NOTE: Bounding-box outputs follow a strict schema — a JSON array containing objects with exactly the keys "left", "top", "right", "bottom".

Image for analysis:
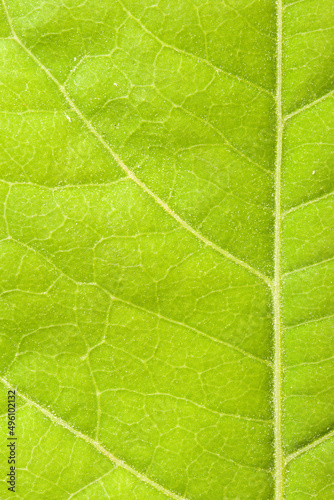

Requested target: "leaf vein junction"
[
  {"left": 0, "top": 377, "right": 187, "bottom": 500},
  {"left": 285, "top": 428, "right": 334, "bottom": 464},
  {"left": 282, "top": 190, "right": 334, "bottom": 217},
  {"left": 273, "top": 1, "right": 284, "bottom": 498},
  {"left": 1, "top": 6, "right": 272, "bottom": 288},
  {"left": 116, "top": 0, "right": 275, "bottom": 97},
  {"left": 284, "top": 88, "right": 334, "bottom": 121},
  {"left": 6, "top": 236, "right": 272, "bottom": 367}
]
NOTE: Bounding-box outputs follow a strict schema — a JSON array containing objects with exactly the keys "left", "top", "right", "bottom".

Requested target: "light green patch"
[{"left": 0, "top": 0, "right": 333, "bottom": 499}]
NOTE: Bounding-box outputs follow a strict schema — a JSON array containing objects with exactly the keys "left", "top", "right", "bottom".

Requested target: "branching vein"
[
  {"left": 116, "top": 0, "right": 274, "bottom": 97},
  {"left": 285, "top": 428, "right": 334, "bottom": 464},
  {"left": 1, "top": 0, "right": 271, "bottom": 288},
  {"left": 284, "top": 88, "right": 334, "bottom": 121},
  {"left": 273, "top": 1, "right": 284, "bottom": 498},
  {"left": 7, "top": 236, "right": 272, "bottom": 367},
  {"left": 0, "top": 377, "right": 187, "bottom": 500}
]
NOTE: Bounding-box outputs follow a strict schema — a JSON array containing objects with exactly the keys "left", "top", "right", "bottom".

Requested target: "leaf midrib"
[
  {"left": 273, "top": 1, "right": 284, "bottom": 498},
  {"left": 2, "top": 1, "right": 330, "bottom": 498}
]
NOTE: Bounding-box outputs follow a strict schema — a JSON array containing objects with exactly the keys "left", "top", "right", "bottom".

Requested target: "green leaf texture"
[{"left": 0, "top": 0, "right": 333, "bottom": 498}]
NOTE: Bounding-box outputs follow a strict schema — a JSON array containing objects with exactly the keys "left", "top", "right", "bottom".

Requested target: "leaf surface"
[{"left": 0, "top": 0, "right": 333, "bottom": 498}]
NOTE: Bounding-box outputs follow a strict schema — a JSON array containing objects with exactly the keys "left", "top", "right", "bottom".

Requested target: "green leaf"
[{"left": 0, "top": 0, "right": 333, "bottom": 498}]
